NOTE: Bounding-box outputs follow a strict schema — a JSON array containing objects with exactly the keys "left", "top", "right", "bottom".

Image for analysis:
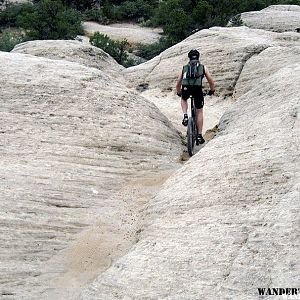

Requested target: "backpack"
[{"left": 182, "top": 60, "right": 204, "bottom": 87}]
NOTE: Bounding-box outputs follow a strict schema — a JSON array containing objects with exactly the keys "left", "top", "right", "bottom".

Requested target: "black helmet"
[{"left": 188, "top": 49, "right": 200, "bottom": 60}]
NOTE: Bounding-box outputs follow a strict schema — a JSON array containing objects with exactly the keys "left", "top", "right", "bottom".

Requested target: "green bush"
[
  {"left": 153, "top": 0, "right": 193, "bottom": 43},
  {"left": 0, "top": 3, "right": 34, "bottom": 28},
  {"left": 62, "top": 0, "right": 99, "bottom": 10},
  {"left": 228, "top": 14, "right": 244, "bottom": 27},
  {"left": 99, "top": 0, "right": 157, "bottom": 22},
  {"left": 152, "top": 0, "right": 300, "bottom": 45},
  {"left": 117, "top": 0, "right": 154, "bottom": 20},
  {"left": 191, "top": 1, "right": 213, "bottom": 29},
  {"left": 0, "top": 31, "right": 27, "bottom": 51},
  {"left": 102, "top": 0, "right": 121, "bottom": 21},
  {"left": 136, "top": 37, "right": 172, "bottom": 60},
  {"left": 18, "top": 0, "right": 83, "bottom": 40},
  {"left": 90, "top": 31, "right": 133, "bottom": 66},
  {"left": 33, "top": 0, "right": 99, "bottom": 10},
  {"left": 83, "top": 8, "right": 109, "bottom": 23}
]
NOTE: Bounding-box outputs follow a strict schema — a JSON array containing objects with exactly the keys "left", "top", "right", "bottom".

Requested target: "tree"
[
  {"left": 192, "top": 0, "right": 213, "bottom": 29},
  {"left": 62, "top": 0, "right": 99, "bottom": 10},
  {"left": 0, "top": 3, "right": 34, "bottom": 27},
  {"left": 19, "top": 0, "right": 83, "bottom": 39},
  {"left": 163, "top": 9, "right": 193, "bottom": 43},
  {"left": 33, "top": 0, "right": 100, "bottom": 10}
]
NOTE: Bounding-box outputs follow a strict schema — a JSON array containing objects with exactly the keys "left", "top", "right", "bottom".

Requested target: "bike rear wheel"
[{"left": 187, "top": 117, "right": 195, "bottom": 156}]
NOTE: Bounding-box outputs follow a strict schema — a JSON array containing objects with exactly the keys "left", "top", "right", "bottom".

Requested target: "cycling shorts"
[{"left": 181, "top": 85, "right": 204, "bottom": 109}]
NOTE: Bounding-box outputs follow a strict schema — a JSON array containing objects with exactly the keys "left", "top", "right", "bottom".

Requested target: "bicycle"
[{"left": 186, "top": 92, "right": 207, "bottom": 157}]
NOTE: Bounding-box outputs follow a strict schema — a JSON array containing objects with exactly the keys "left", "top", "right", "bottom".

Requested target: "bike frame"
[{"left": 187, "top": 91, "right": 207, "bottom": 156}]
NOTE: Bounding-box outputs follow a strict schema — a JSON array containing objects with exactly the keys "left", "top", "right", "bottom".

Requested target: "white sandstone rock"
[
  {"left": 1, "top": 5, "right": 300, "bottom": 300},
  {"left": 81, "top": 61, "right": 300, "bottom": 300},
  {"left": 0, "top": 50, "right": 182, "bottom": 298},
  {"left": 83, "top": 22, "right": 163, "bottom": 45},
  {"left": 122, "top": 26, "right": 300, "bottom": 97},
  {"left": 12, "top": 40, "right": 124, "bottom": 78},
  {"left": 241, "top": 5, "right": 300, "bottom": 33},
  {"left": 234, "top": 46, "right": 300, "bottom": 98}
]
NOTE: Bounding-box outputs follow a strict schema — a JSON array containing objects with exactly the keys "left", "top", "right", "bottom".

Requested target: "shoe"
[
  {"left": 196, "top": 134, "right": 205, "bottom": 145},
  {"left": 182, "top": 115, "right": 188, "bottom": 126}
]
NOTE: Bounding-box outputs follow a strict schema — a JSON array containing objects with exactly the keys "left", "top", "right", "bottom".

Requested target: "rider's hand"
[
  {"left": 208, "top": 90, "right": 215, "bottom": 96},
  {"left": 177, "top": 91, "right": 182, "bottom": 97}
]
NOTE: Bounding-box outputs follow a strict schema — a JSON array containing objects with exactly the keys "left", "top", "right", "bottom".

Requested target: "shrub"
[
  {"left": 136, "top": 37, "right": 172, "bottom": 60},
  {"left": 228, "top": 14, "right": 243, "bottom": 27},
  {"left": 17, "top": 0, "right": 83, "bottom": 40},
  {"left": 163, "top": 9, "right": 193, "bottom": 43},
  {"left": 0, "top": 3, "right": 34, "bottom": 28},
  {"left": 0, "top": 31, "right": 27, "bottom": 51},
  {"left": 117, "top": 0, "right": 154, "bottom": 20},
  {"left": 83, "top": 8, "right": 109, "bottom": 23},
  {"left": 102, "top": 0, "right": 121, "bottom": 21},
  {"left": 90, "top": 31, "right": 132, "bottom": 66},
  {"left": 191, "top": 0, "right": 213, "bottom": 28},
  {"left": 33, "top": 0, "right": 99, "bottom": 10},
  {"left": 62, "top": 0, "right": 99, "bottom": 10},
  {"left": 152, "top": 0, "right": 300, "bottom": 45},
  {"left": 153, "top": 0, "right": 193, "bottom": 43}
]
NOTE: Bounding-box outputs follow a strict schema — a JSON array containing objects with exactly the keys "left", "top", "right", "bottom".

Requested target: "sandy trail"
[
  {"left": 83, "top": 22, "right": 163, "bottom": 44},
  {"left": 42, "top": 171, "right": 173, "bottom": 299}
]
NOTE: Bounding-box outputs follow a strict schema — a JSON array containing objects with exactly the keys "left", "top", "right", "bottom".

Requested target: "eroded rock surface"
[
  {"left": 234, "top": 45, "right": 300, "bottom": 98},
  {"left": 241, "top": 5, "right": 300, "bottom": 33},
  {"left": 78, "top": 11, "right": 300, "bottom": 299},
  {"left": 0, "top": 50, "right": 182, "bottom": 299},
  {"left": 123, "top": 26, "right": 300, "bottom": 96},
  {"left": 81, "top": 59, "right": 300, "bottom": 300},
  {"left": 12, "top": 40, "right": 124, "bottom": 79},
  {"left": 1, "top": 5, "right": 300, "bottom": 300}
]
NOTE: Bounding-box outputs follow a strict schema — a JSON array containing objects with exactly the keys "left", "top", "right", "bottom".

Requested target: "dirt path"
[
  {"left": 42, "top": 171, "right": 173, "bottom": 299},
  {"left": 83, "top": 22, "right": 163, "bottom": 44}
]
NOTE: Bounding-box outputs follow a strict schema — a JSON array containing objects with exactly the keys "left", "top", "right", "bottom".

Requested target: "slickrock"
[
  {"left": 123, "top": 28, "right": 273, "bottom": 95},
  {"left": 241, "top": 5, "right": 300, "bottom": 33},
  {"left": 234, "top": 45, "right": 300, "bottom": 98},
  {"left": 81, "top": 61, "right": 300, "bottom": 300},
  {"left": 123, "top": 26, "right": 300, "bottom": 97},
  {"left": 0, "top": 50, "right": 182, "bottom": 299},
  {"left": 12, "top": 40, "right": 124, "bottom": 79},
  {"left": 1, "top": 5, "right": 300, "bottom": 300},
  {"left": 83, "top": 22, "right": 163, "bottom": 45},
  {"left": 78, "top": 11, "right": 300, "bottom": 298}
]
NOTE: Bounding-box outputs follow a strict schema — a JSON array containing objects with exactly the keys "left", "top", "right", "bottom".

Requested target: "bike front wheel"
[{"left": 187, "top": 117, "right": 195, "bottom": 157}]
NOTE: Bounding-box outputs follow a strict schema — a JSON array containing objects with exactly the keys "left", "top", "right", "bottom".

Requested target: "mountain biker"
[{"left": 176, "top": 49, "right": 215, "bottom": 144}]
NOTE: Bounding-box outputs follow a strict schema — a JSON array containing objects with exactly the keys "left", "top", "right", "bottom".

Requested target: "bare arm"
[
  {"left": 204, "top": 66, "right": 215, "bottom": 91},
  {"left": 176, "top": 68, "right": 183, "bottom": 94}
]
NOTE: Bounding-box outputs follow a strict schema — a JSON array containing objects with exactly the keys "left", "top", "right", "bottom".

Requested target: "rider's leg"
[
  {"left": 196, "top": 108, "right": 203, "bottom": 134},
  {"left": 196, "top": 108, "right": 205, "bottom": 144},
  {"left": 181, "top": 98, "right": 188, "bottom": 114},
  {"left": 181, "top": 98, "right": 188, "bottom": 126}
]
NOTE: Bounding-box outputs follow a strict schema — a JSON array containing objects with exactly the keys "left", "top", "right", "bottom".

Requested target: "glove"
[
  {"left": 208, "top": 90, "right": 215, "bottom": 96},
  {"left": 177, "top": 91, "right": 182, "bottom": 97}
]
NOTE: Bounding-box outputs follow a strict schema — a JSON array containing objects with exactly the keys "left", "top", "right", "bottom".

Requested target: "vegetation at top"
[{"left": 1, "top": 0, "right": 300, "bottom": 60}]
